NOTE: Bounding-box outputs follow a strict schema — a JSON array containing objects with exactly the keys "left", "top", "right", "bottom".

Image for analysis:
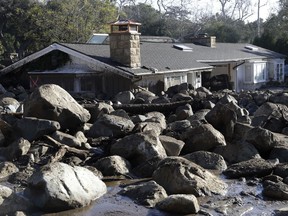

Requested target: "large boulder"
[
  {"left": 84, "top": 102, "right": 114, "bottom": 123},
  {"left": 0, "top": 161, "right": 19, "bottom": 179},
  {"left": 23, "top": 84, "right": 91, "bottom": 130},
  {"left": 244, "top": 127, "right": 288, "bottom": 156},
  {"left": 183, "top": 151, "right": 227, "bottom": 171},
  {"left": 25, "top": 162, "right": 107, "bottom": 212},
  {"left": 110, "top": 131, "right": 167, "bottom": 166},
  {"left": 252, "top": 102, "right": 288, "bottom": 133},
  {"left": 181, "top": 123, "right": 226, "bottom": 153},
  {"left": 51, "top": 131, "right": 83, "bottom": 148},
  {"left": 119, "top": 180, "right": 167, "bottom": 207},
  {"left": 159, "top": 135, "right": 185, "bottom": 156},
  {"left": 156, "top": 194, "right": 200, "bottom": 214},
  {"left": 87, "top": 114, "right": 134, "bottom": 138},
  {"left": 262, "top": 180, "right": 288, "bottom": 200},
  {"left": 223, "top": 158, "right": 277, "bottom": 179},
  {"left": 0, "top": 185, "right": 32, "bottom": 214},
  {"left": 205, "top": 101, "right": 237, "bottom": 141},
  {"left": 0, "top": 138, "right": 30, "bottom": 161},
  {"left": 152, "top": 157, "right": 227, "bottom": 196},
  {"left": 0, "top": 97, "right": 20, "bottom": 113},
  {"left": 93, "top": 155, "right": 131, "bottom": 177},
  {"left": 214, "top": 141, "right": 261, "bottom": 164},
  {"left": 15, "top": 117, "right": 60, "bottom": 141},
  {"left": 269, "top": 92, "right": 288, "bottom": 106}
]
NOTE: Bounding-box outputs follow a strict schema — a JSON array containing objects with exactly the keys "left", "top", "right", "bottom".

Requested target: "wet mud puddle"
[{"left": 42, "top": 177, "right": 288, "bottom": 216}]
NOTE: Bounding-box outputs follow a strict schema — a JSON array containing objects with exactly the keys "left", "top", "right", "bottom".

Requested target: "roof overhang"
[{"left": 0, "top": 43, "right": 134, "bottom": 79}]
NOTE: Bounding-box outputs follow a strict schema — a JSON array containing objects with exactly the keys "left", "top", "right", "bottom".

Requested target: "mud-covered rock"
[
  {"left": 0, "top": 161, "right": 19, "bottom": 179},
  {"left": 120, "top": 180, "right": 167, "bottom": 207},
  {"left": 0, "top": 185, "right": 32, "bottom": 214},
  {"left": 110, "top": 131, "right": 166, "bottom": 166},
  {"left": 181, "top": 123, "right": 226, "bottom": 153},
  {"left": 23, "top": 84, "right": 90, "bottom": 130},
  {"left": 214, "top": 141, "right": 261, "bottom": 164},
  {"left": 183, "top": 151, "right": 227, "bottom": 171},
  {"left": 223, "top": 158, "right": 277, "bottom": 179},
  {"left": 153, "top": 157, "right": 227, "bottom": 196},
  {"left": 15, "top": 117, "right": 60, "bottom": 141},
  {"left": 263, "top": 180, "right": 288, "bottom": 200},
  {"left": 87, "top": 114, "right": 134, "bottom": 138},
  {"left": 25, "top": 162, "right": 107, "bottom": 212},
  {"left": 156, "top": 194, "right": 200, "bottom": 214},
  {"left": 93, "top": 155, "right": 131, "bottom": 177},
  {"left": 159, "top": 135, "right": 185, "bottom": 156}
]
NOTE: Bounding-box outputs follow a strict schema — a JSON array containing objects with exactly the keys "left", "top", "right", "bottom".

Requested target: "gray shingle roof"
[{"left": 60, "top": 42, "right": 285, "bottom": 76}]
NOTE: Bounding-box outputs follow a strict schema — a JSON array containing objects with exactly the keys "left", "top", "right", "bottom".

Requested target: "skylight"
[
  {"left": 173, "top": 44, "right": 193, "bottom": 52},
  {"left": 244, "top": 45, "right": 258, "bottom": 51}
]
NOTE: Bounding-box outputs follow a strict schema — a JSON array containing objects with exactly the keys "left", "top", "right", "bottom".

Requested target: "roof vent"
[
  {"left": 245, "top": 45, "right": 258, "bottom": 51},
  {"left": 173, "top": 44, "right": 193, "bottom": 52}
]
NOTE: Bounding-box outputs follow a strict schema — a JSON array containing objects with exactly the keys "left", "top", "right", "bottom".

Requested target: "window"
[
  {"left": 244, "top": 62, "right": 267, "bottom": 83},
  {"left": 254, "top": 62, "right": 266, "bottom": 82},
  {"left": 276, "top": 63, "right": 284, "bottom": 81},
  {"left": 244, "top": 64, "right": 252, "bottom": 83}
]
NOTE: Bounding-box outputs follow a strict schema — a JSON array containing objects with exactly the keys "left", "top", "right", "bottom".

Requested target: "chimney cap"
[{"left": 109, "top": 19, "right": 141, "bottom": 26}]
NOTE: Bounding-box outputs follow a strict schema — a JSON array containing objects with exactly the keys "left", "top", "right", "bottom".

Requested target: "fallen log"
[
  {"left": 110, "top": 100, "right": 193, "bottom": 115},
  {"left": 43, "top": 135, "right": 90, "bottom": 160}
]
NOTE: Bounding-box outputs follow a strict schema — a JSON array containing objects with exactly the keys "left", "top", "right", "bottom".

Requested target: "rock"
[
  {"left": 233, "top": 122, "right": 253, "bottom": 140},
  {"left": 0, "top": 97, "right": 20, "bottom": 113},
  {"left": 183, "top": 151, "right": 227, "bottom": 171},
  {"left": 171, "top": 93, "right": 192, "bottom": 102},
  {"left": 110, "top": 109, "right": 130, "bottom": 119},
  {"left": 274, "top": 163, "right": 288, "bottom": 178},
  {"left": 84, "top": 102, "right": 114, "bottom": 123},
  {"left": 187, "top": 109, "right": 210, "bottom": 122},
  {"left": 15, "top": 117, "right": 60, "bottom": 141},
  {"left": 151, "top": 96, "right": 170, "bottom": 104},
  {"left": 181, "top": 123, "right": 226, "bottom": 153},
  {"left": 205, "top": 101, "right": 237, "bottom": 141},
  {"left": 0, "top": 84, "right": 7, "bottom": 94},
  {"left": 114, "top": 91, "right": 135, "bottom": 104},
  {"left": 25, "top": 162, "right": 107, "bottom": 212},
  {"left": 23, "top": 84, "right": 90, "bottom": 130},
  {"left": 134, "top": 90, "right": 155, "bottom": 103},
  {"left": 175, "top": 103, "right": 193, "bottom": 120},
  {"left": 119, "top": 180, "right": 167, "bottom": 207},
  {"left": 159, "top": 135, "right": 185, "bottom": 156},
  {"left": 270, "top": 145, "right": 288, "bottom": 163},
  {"left": 262, "top": 180, "right": 288, "bottom": 200},
  {"left": 132, "top": 156, "right": 163, "bottom": 178},
  {"left": 0, "top": 161, "right": 19, "bottom": 179},
  {"left": 244, "top": 127, "right": 288, "bottom": 156},
  {"left": 110, "top": 131, "right": 167, "bottom": 166},
  {"left": 214, "top": 141, "right": 261, "bottom": 164},
  {"left": 252, "top": 92, "right": 270, "bottom": 106},
  {"left": 87, "top": 114, "right": 134, "bottom": 138},
  {"left": 252, "top": 102, "right": 288, "bottom": 133},
  {"left": 136, "top": 121, "right": 163, "bottom": 136},
  {"left": 167, "top": 120, "right": 191, "bottom": 133},
  {"left": 145, "top": 112, "right": 166, "bottom": 131},
  {"left": 269, "top": 92, "right": 288, "bottom": 106},
  {"left": 156, "top": 194, "right": 200, "bottom": 214},
  {"left": 0, "top": 138, "right": 30, "bottom": 161},
  {"left": 51, "top": 130, "right": 82, "bottom": 148},
  {"left": 223, "top": 158, "right": 277, "bottom": 178},
  {"left": 93, "top": 155, "right": 131, "bottom": 177},
  {"left": 0, "top": 185, "right": 32, "bottom": 214},
  {"left": 152, "top": 157, "right": 227, "bottom": 196},
  {"left": 0, "top": 130, "right": 5, "bottom": 147}
]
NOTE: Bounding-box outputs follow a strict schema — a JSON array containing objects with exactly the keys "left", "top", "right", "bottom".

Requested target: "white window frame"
[
  {"left": 244, "top": 62, "right": 267, "bottom": 83},
  {"left": 276, "top": 63, "right": 284, "bottom": 81},
  {"left": 244, "top": 64, "right": 253, "bottom": 83}
]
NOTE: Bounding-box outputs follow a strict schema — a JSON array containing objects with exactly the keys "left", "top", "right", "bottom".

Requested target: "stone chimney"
[
  {"left": 184, "top": 33, "right": 216, "bottom": 48},
  {"left": 109, "top": 20, "right": 141, "bottom": 68}
]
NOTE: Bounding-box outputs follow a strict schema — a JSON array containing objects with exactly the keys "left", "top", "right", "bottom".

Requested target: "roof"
[{"left": 0, "top": 40, "right": 285, "bottom": 78}]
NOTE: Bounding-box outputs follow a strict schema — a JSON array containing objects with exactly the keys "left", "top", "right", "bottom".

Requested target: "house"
[{"left": 0, "top": 20, "right": 285, "bottom": 98}]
